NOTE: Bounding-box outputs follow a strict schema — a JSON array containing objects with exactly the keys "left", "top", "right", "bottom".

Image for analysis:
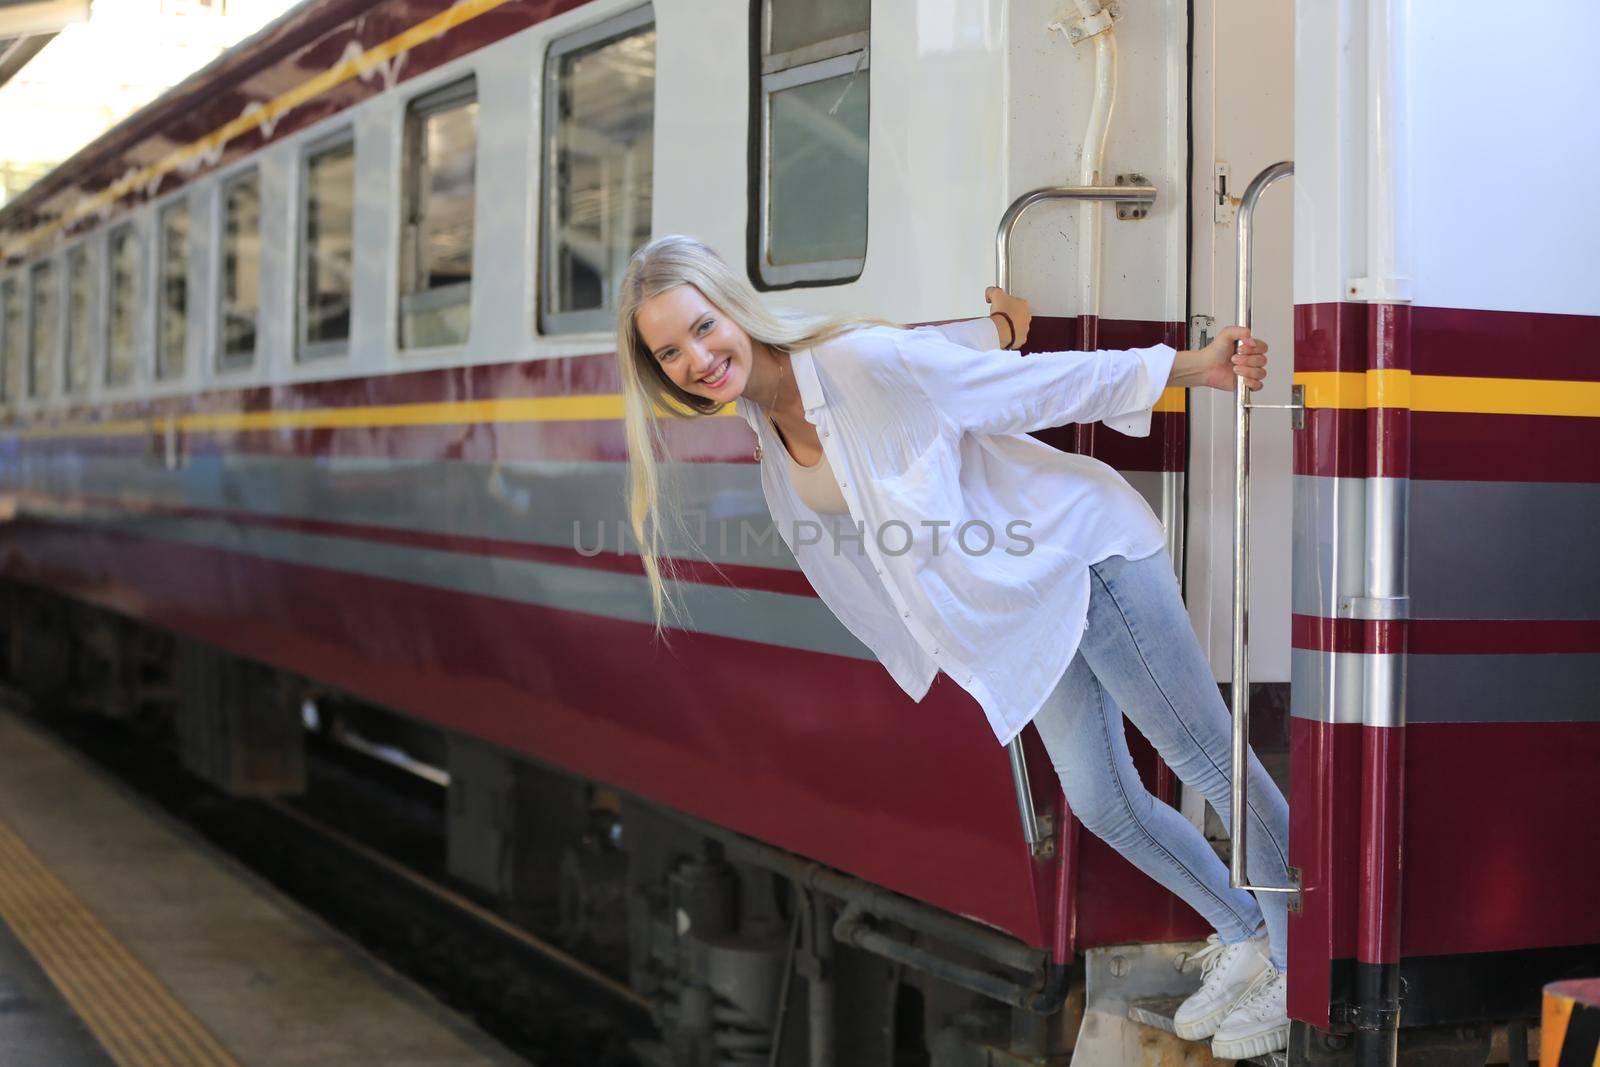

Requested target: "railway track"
[{"left": 12, "top": 693, "right": 655, "bottom": 1067}]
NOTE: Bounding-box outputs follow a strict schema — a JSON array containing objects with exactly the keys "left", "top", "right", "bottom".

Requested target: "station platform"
[{"left": 0, "top": 706, "right": 524, "bottom": 1067}]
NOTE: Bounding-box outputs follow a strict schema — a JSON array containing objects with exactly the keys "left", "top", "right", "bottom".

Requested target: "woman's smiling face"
[{"left": 634, "top": 284, "right": 753, "bottom": 402}]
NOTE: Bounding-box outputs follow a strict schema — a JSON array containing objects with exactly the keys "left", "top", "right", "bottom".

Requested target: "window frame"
[
  {"left": 156, "top": 196, "right": 192, "bottom": 382},
  {"left": 0, "top": 275, "right": 20, "bottom": 408},
  {"left": 104, "top": 220, "right": 142, "bottom": 391},
  {"left": 537, "top": 4, "right": 656, "bottom": 336},
  {"left": 63, "top": 238, "right": 96, "bottom": 398},
  {"left": 215, "top": 165, "right": 262, "bottom": 372},
  {"left": 398, "top": 74, "right": 477, "bottom": 352},
  {"left": 752, "top": 0, "right": 870, "bottom": 289},
  {"left": 27, "top": 257, "right": 58, "bottom": 401},
  {"left": 295, "top": 127, "right": 357, "bottom": 362}
]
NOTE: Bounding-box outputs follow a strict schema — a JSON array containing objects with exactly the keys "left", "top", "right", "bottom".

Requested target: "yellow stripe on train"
[
  {"left": 25, "top": 367, "right": 1600, "bottom": 441},
  {"left": 14, "top": 395, "right": 635, "bottom": 439},
  {"left": 10, "top": 386, "right": 1189, "bottom": 439},
  {"left": 13, "top": 372, "right": 1600, "bottom": 441},
  {"left": 1295, "top": 370, "right": 1600, "bottom": 417},
  {"left": 1153, "top": 387, "right": 1186, "bottom": 413}
]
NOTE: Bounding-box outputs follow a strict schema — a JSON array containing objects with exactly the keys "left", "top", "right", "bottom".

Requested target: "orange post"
[{"left": 1542, "top": 978, "right": 1600, "bottom": 1067}]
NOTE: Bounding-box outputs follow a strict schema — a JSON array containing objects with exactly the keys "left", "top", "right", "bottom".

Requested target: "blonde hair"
[{"left": 613, "top": 234, "right": 898, "bottom": 646}]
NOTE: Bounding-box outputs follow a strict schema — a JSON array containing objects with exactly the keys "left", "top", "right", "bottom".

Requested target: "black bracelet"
[{"left": 991, "top": 310, "right": 1016, "bottom": 349}]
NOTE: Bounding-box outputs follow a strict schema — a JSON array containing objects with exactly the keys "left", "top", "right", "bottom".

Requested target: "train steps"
[{"left": 1126, "top": 996, "right": 1287, "bottom": 1066}]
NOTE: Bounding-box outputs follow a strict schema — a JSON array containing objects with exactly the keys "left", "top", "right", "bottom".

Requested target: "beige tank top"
[{"left": 771, "top": 419, "right": 849, "bottom": 514}]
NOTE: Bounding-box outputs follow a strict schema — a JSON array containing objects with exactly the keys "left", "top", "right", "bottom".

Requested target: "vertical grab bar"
[
  {"left": 1229, "top": 161, "right": 1298, "bottom": 894},
  {"left": 994, "top": 181, "right": 1157, "bottom": 857}
]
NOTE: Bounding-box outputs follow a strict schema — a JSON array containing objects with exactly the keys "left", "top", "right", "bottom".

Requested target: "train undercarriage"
[{"left": 0, "top": 579, "right": 1527, "bottom": 1067}]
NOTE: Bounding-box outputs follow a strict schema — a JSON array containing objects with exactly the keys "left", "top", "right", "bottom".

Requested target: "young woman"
[{"left": 613, "top": 235, "right": 1293, "bottom": 1060}]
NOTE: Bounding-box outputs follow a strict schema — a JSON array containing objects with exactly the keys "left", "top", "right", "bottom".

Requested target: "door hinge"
[{"left": 1030, "top": 812, "right": 1056, "bottom": 859}]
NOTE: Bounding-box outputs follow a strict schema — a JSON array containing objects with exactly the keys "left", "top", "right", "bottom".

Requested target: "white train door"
[{"left": 1185, "top": 0, "right": 1295, "bottom": 756}]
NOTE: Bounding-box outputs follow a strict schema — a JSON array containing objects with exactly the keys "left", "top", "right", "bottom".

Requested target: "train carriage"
[{"left": 0, "top": 0, "right": 1594, "bottom": 1064}]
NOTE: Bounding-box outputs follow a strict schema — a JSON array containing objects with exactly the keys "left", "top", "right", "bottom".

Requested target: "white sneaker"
[
  {"left": 1212, "top": 964, "right": 1290, "bottom": 1060},
  {"left": 1172, "top": 932, "right": 1271, "bottom": 1040}
]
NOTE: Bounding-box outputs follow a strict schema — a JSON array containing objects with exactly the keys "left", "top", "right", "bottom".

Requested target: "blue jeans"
[{"left": 1030, "top": 549, "right": 1291, "bottom": 970}]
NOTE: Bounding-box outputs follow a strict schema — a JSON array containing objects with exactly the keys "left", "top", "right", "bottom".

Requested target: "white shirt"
[{"left": 734, "top": 317, "right": 1178, "bottom": 747}]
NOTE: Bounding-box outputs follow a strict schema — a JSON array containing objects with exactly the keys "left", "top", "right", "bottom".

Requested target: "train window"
[
  {"left": 220, "top": 169, "right": 261, "bottom": 368},
  {"left": 0, "top": 279, "right": 21, "bottom": 403},
  {"left": 28, "top": 260, "right": 57, "bottom": 399},
  {"left": 64, "top": 244, "right": 93, "bottom": 396},
  {"left": 769, "top": 0, "right": 868, "bottom": 55},
  {"left": 400, "top": 77, "right": 476, "bottom": 350},
  {"left": 106, "top": 223, "right": 140, "bottom": 388},
  {"left": 157, "top": 199, "right": 189, "bottom": 380},
  {"left": 539, "top": 6, "right": 655, "bottom": 335},
  {"left": 755, "top": 0, "right": 869, "bottom": 287},
  {"left": 298, "top": 134, "right": 355, "bottom": 359}
]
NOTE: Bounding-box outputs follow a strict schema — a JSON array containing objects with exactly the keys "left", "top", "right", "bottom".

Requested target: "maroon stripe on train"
[
  {"left": 1074, "top": 828, "right": 1213, "bottom": 950},
  {"left": 2, "top": 0, "right": 382, "bottom": 229},
  {"left": 15, "top": 318, "right": 1190, "bottom": 469},
  {"left": 1288, "top": 717, "right": 1600, "bottom": 1023},
  {"left": 1013, "top": 316, "right": 1183, "bottom": 356},
  {"left": 1370, "top": 303, "right": 1411, "bottom": 372},
  {"left": 1370, "top": 406, "right": 1410, "bottom": 479},
  {"left": 16, "top": 416, "right": 754, "bottom": 465},
  {"left": 3, "top": 0, "right": 589, "bottom": 251},
  {"left": 1295, "top": 302, "right": 1367, "bottom": 374},
  {"left": 90, "top": 351, "right": 622, "bottom": 420},
  {"left": 17, "top": 490, "right": 820, "bottom": 597},
  {"left": 1291, "top": 614, "right": 1355, "bottom": 653},
  {"left": 1296, "top": 408, "right": 1600, "bottom": 481},
  {"left": 31, "top": 392, "right": 1600, "bottom": 482},
  {"left": 1022, "top": 314, "right": 1085, "bottom": 355},
  {"left": 1375, "top": 304, "right": 1415, "bottom": 483},
  {"left": 1296, "top": 301, "right": 1600, "bottom": 480},
  {"left": 1411, "top": 304, "right": 1600, "bottom": 381},
  {"left": 1291, "top": 614, "right": 1600, "bottom": 655},
  {"left": 0, "top": 515, "right": 1197, "bottom": 952},
  {"left": 24, "top": 408, "right": 1190, "bottom": 470},
  {"left": 1295, "top": 407, "right": 1367, "bottom": 479},
  {"left": 1292, "top": 614, "right": 1400, "bottom": 656},
  {"left": 1296, "top": 302, "right": 1600, "bottom": 381},
  {"left": 1408, "top": 412, "right": 1600, "bottom": 483},
  {"left": 1358, "top": 721, "right": 1405, "bottom": 966},
  {"left": 1288, "top": 717, "right": 1363, "bottom": 1025},
  {"left": 1095, "top": 316, "right": 1188, "bottom": 353},
  {"left": 1398, "top": 721, "right": 1600, "bottom": 958},
  {"left": 1405, "top": 618, "right": 1600, "bottom": 654}
]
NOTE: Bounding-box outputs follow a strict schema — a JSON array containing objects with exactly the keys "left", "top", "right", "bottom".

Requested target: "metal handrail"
[
  {"left": 1229, "top": 160, "right": 1298, "bottom": 895},
  {"left": 996, "top": 183, "right": 1157, "bottom": 291},
  {"left": 994, "top": 180, "right": 1157, "bottom": 857}
]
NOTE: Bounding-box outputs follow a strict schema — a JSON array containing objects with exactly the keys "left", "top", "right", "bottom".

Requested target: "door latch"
[
  {"left": 1215, "top": 162, "right": 1237, "bottom": 225},
  {"left": 1246, "top": 384, "right": 1305, "bottom": 430}
]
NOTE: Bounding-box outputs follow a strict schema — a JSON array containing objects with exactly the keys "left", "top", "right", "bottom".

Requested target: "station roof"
[{"left": 0, "top": 0, "right": 88, "bottom": 91}]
